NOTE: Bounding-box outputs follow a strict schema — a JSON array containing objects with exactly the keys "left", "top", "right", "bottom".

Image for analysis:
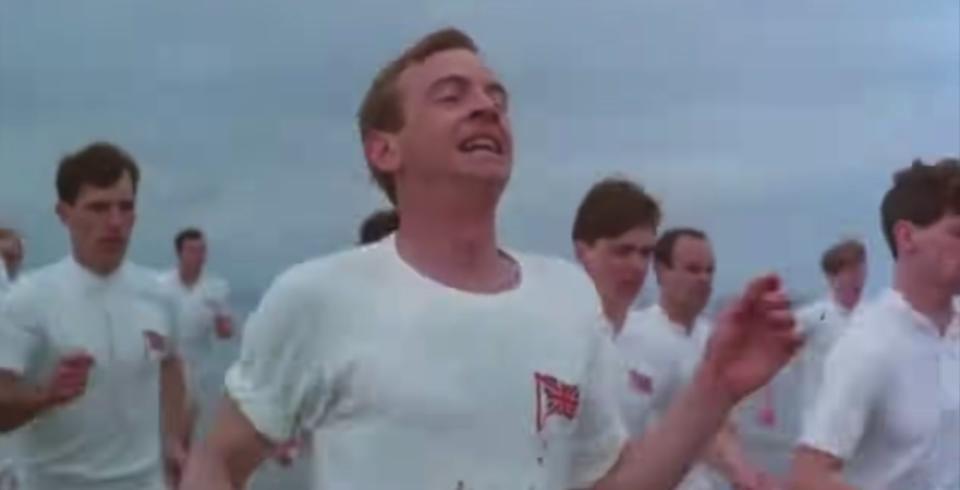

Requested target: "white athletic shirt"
[
  {"left": 793, "top": 298, "right": 855, "bottom": 426},
  {"left": 800, "top": 289, "right": 960, "bottom": 489},
  {"left": 0, "top": 256, "right": 179, "bottom": 490},
  {"left": 225, "top": 237, "right": 628, "bottom": 490},
  {"left": 613, "top": 305, "right": 721, "bottom": 490},
  {"left": 156, "top": 270, "right": 229, "bottom": 376}
]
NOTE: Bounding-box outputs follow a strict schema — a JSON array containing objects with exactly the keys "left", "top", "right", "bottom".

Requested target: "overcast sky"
[{"left": 1, "top": 0, "right": 958, "bottom": 306}]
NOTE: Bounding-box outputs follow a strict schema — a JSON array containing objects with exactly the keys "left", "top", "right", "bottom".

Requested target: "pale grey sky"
[{"left": 1, "top": 0, "right": 958, "bottom": 306}]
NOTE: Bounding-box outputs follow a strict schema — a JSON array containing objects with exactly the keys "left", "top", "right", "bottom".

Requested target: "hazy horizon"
[{"left": 2, "top": 0, "right": 958, "bottom": 306}]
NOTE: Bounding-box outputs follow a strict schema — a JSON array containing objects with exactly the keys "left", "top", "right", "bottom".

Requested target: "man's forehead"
[{"left": 76, "top": 177, "right": 135, "bottom": 201}]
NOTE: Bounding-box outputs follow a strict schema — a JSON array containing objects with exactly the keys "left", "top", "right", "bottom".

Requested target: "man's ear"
[
  {"left": 364, "top": 130, "right": 402, "bottom": 176},
  {"left": 55, "top": 201, "right": 70, "bottom": 226}
]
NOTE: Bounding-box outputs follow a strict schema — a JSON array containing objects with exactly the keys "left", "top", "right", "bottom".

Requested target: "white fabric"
[
  {"left": 0, "top": 264, "right": 9, "bottom": 299},
  {"left": 800, "top": 289, "right": 960, "bottom": 490},
  {"left": 225, "top": 237, "right": 627, "bottom": 490},
  {"left": 156, "top": 270, "right": 229, "bottom": 394},
  {"left": 0, "top": 269, "right": 17, "bottom": 490},
  {"left": 793, "top": 298, "right": 855, "bottom": 427},
  {"left": 613, "top": 305, "right": 721, "bottom": 490},
  {"left": 0, "top": 256, "right": 178, "bottom": 490}
]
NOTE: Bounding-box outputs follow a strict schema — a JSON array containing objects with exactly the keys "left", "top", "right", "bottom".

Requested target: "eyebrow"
[{"left": 427, "top": 74, "right": 510, "bottom": 103}]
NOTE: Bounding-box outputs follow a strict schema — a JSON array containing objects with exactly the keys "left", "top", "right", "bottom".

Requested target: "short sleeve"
[
  {"left": 798, "top": 330, "right": 885, "bottom": 460},
  {"left": 224, "top": 272, "right": 329, "bottom": 442},
  {"left": 205, "top": 278, "right": 231, "bottom": 314},
  {"left": 0, "top": 286, "right": 45, "bottom": 375},
  {"left": 568, "top": 321, "right": 629, "bottom": 489}
]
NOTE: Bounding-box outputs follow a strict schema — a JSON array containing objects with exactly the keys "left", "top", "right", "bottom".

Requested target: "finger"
[
  {"left": 62, "top": 354, "right": 95, "bottom": 369},
  {"left": 763, "top": 310, "right": 796, "bottom": 330},
  {"left": 757, "top": 291, "right": 792, "bottom": 312},
  {"left": 60, "top": 368, "right": 91, "bottom": 382},
  {"left": 773, "top": 331, "right": 804, "bottom": 358},
  {"left": 743, "top": 273, "right": 780, "bottom": 302}
]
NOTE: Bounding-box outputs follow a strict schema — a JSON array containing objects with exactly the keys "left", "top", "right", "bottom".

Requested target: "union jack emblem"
[
  {"left": 143, "top": 330, "right": 168, "bottom": 355},
  {"left": 534, "top": 372, "right": 580, "bottom": 432},
  {"left": 629, "top": 369, "right": 654, "bottom": 394}
]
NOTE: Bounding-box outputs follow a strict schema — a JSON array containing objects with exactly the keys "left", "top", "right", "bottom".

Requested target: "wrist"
[
  {"left": 691, "top": 363, "right": 737, "bottom": 414},
  {"left": 29, "top": 386, "right": 57, "bottom": 413}
]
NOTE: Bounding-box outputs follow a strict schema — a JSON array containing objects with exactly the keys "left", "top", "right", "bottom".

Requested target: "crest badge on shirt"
[
  {"left": 534, "top": 372, "right": 580, "bottom": 432},
  {"left": 143, "top": 330, "right": 168, "bottom": 361},
  {"left": 628, "top": 369, "right": 654, "bottom": 394}
]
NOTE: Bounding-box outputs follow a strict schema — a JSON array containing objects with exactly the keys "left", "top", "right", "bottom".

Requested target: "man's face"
[
  {"left": 56, "top": 172, "right": 136, "bottom": 275},
  {"left": 829, "top": 262, "right": 866, "bottom": 309},
  {"left": 178, "top": 237, "right": 207, "bottom": 274},
  {"left": 577, "top": 226, "right": 657, "bottom": 310},
  {"left": 657, "top": 236, "right": 715, "bottom": 316},
  {"left": 901, "top": 212, "right": 960, "bottom": 295},
  {"left": 387, "top": 49, "right": 513, "bottom": 195},
  {"left": 0, "top": 237, "right": 23, "bottom": 279}
]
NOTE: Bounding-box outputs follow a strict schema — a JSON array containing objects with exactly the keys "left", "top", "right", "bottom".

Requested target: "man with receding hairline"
[{"left": 183, "top": 28, "right": 800, "bottom": 490}]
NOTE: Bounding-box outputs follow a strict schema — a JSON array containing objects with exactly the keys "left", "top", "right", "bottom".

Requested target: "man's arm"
[
  {"left": 593, "top": 370, "right": 735, "bottom": 490},
  {"left": 160, "top": 354, "right": 192, "bottom": 487},
  {"left": 789, "top": 446, "right": 857, "bottom": 490},
  {"left": 161, "top": 355, "right": 191, "bottom": 443},
  {"left": 702, "top": 421, "right": 771, "bottom": 489},
  {"left": 0, "top": 369, "right": 51, "bottom": 432},
  {"left": 592, "top": 274, "right": 801, "bottom": 490},
  {"left": 181, "top": 396, "right": 276, "bottom": 490},
  {"left": 0, "top": 352, "right": 94, "bottom": 432}
]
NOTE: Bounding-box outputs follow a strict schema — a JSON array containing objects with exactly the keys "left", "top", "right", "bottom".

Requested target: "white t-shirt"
[
  {"left": 793, "top": 298, "right": 855, "bottom": 426},
  {"left": 225, "top": 237, "right": 627, "bottom": 490},
  {"left": 613, "top": 305, "right": 720, "bottom": 490},
  {"left": 0, "top": 257, "right": 179, "bottom": 490},
  {"left": 800, "top": 289, "right": 960, "bottom": 490},
  {"left": 156, "top": 270, "right": 229, "bottom": 376}
]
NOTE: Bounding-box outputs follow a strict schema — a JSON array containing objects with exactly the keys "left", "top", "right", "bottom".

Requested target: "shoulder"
[
  {"left": 125, "top": 263, "right": 181, "bottom": 309},
  {"left": 515, "top": 252, "right": 598, "bottom": 305},
  {"left": 1, "top": 261, "right": 66, "bottom": 311},
  {"left": 617, "top": 307, "right": 672, "bottom": 352},
  {"left": 826, "top": 300, "right": 897, "bottom": 371},
  {"left": 271, "top": 245, "right": 387, "bottom": 299},
  {"left": 797, "top": 300, "right": 830, "bottom": 322}
]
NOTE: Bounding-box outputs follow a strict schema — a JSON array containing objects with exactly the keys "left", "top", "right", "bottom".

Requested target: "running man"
[
  {"left": 789, "top": 158, "right": 960, "bottom": 490},
  {"left": 0, "top": 142, "right": 191, "bottom": 490},
  {"left": 182, "top": 28, "right": 800, "bottom": 490},
  {"left": 158, "top": 227, "right": 233, "bottom": 443},
  {"left": 758, "top": 239, "right": 866, "bottom": 432},
  {"left": 580, "top": 219, "right": 773, "bottom": 490}
]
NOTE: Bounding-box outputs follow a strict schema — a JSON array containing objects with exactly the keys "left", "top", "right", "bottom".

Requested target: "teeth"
[{"left": 461, "top": 136, "right": 500, "bottom": 153}]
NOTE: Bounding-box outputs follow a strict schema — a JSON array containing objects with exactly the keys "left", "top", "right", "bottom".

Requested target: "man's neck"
[
  {"left": 394, "top": 196, "right": 514, "bottom": 294},
  {"left": 72, "top": 252, "right": 121, "bottom": 278},
  {"left": 604, "top": 300, "right": 631, "bottom": 335},
  {"left": 894, "top": 263, "right": 954, "bottom": 333},
  {"left": 830, "top": 293, "right": 857, "bottom": 314},
  {"left": 178, "top": 266, "right": 201, "bottom": 288},
  {"left": 659, "top": 298, "right": 697, "bottom": 334}
]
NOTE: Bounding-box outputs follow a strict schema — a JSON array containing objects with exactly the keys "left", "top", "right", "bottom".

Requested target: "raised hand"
[{"left": 700, "top": 274, "right": 802, "bottom": 403}]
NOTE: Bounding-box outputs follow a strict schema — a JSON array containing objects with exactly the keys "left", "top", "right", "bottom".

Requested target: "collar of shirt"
[{"left": 885, "top": 289, "right": 959, "bottom": 341}]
